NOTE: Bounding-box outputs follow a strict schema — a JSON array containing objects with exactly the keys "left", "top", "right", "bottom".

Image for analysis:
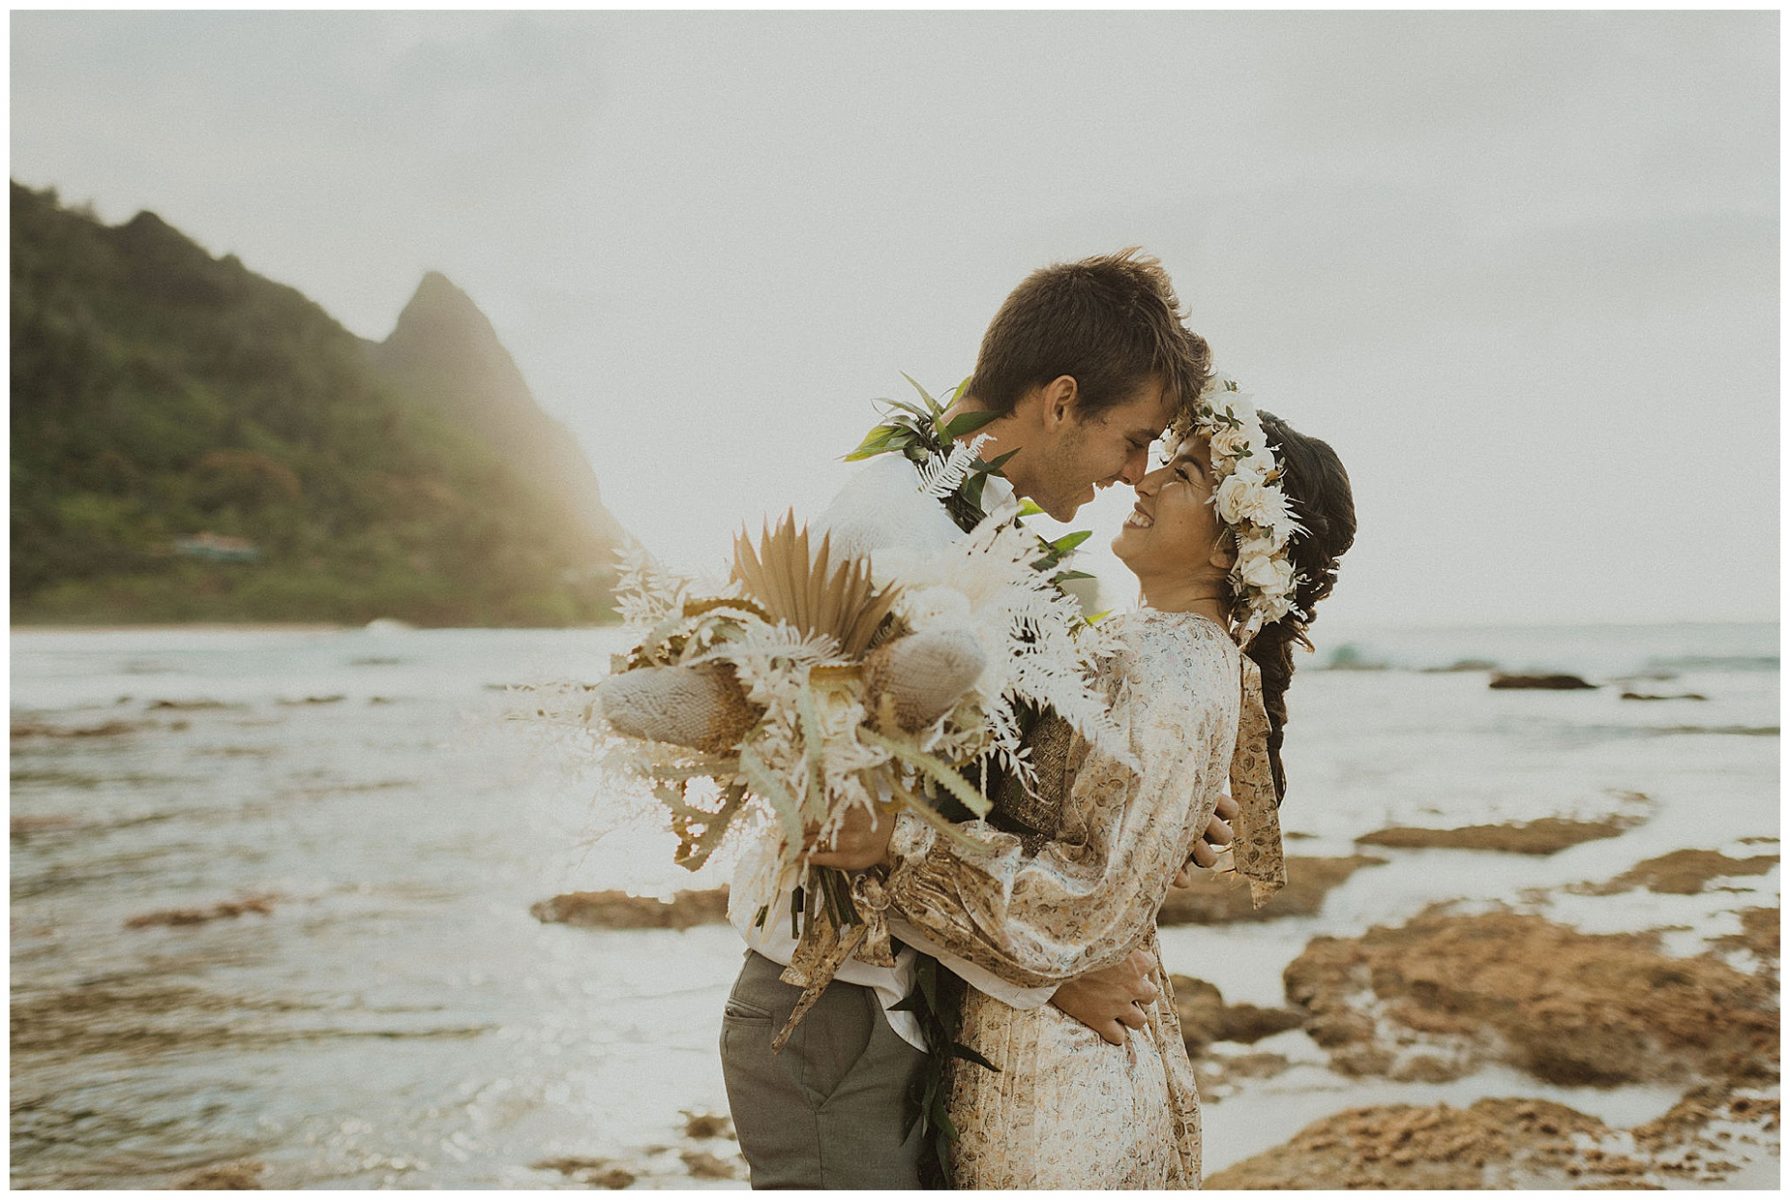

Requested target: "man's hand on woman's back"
[{"left": 1048, "top": 947, "right": 1161, "bottom": 1045}]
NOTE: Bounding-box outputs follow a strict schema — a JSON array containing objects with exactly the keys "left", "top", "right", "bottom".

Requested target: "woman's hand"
[{"left": 804, "top": 802, "right": 896, "bottom": 870}]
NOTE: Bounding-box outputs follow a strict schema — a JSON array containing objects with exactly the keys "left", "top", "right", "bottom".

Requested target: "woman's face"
[{"left": 1111, "top": 435, "right": 1229, "bottom": 580}]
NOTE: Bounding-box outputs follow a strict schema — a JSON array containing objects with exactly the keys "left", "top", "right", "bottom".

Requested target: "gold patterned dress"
[{"left": 884, "top": 609, "right": 1285, "bottom": 1189}]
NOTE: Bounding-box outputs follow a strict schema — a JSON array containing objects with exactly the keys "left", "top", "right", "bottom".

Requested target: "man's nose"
[{"left": 1118, "top": 446, "right": 1150, "bottom": 486}]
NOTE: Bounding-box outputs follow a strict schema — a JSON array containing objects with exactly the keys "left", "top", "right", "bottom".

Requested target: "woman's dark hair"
[{"left": 1245, "top": 410, "right": 1356, "bottom": 806}]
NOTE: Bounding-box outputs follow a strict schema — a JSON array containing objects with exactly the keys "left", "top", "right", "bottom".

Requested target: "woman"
[{"left": 867, "top": 402, "right": 1356, "bottom": 1187}]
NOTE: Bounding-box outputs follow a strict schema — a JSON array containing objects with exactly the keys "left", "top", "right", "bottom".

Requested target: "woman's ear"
[{"left": 1208, "top": 528, "right": 1237, "bottom": 573}]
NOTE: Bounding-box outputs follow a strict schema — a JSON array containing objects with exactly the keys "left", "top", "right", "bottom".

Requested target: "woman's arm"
[{"left": 882, "top": 667, "right": 1234, "bottom": 990}]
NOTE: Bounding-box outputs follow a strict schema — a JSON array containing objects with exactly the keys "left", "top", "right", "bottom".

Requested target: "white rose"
[
  {"left": 1215, "top": 472, "right": 1272, "bottom": 525},
  {"left": 1259, "top": 589, "right": 1296, "bottom": 623},
  {"left": 1239, "top": 553, "right": 1294, "bottom": 594},
  {"left": 1250, "top": 485, "right": 1294, "bottom": 532},
  {"left": 1235, "top": 533, "right": 1280, "bottom": 564},
  {"left": 1217, "top": 392, "right": 1258, "bottom": 429},
  {"left": 903, "top": 585, "right": 973, "bottom": 628},
  {"left": 1209, "top": 424, "right": 1251, "bottom": 463}
]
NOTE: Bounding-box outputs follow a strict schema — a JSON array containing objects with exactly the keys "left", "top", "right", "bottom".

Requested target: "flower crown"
[{"left": 1168, "top": 374, "right": 1307, "bottom": 646}]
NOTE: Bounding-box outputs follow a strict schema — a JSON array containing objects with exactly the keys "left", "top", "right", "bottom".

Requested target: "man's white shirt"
[{"left": 728, "top": 453, "right": 1055, "bottom": 1051}]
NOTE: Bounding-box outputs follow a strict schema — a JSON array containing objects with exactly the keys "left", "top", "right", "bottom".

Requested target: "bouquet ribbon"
[{"left": 772, "top": 869, "right": 897, "bottom": 1053}]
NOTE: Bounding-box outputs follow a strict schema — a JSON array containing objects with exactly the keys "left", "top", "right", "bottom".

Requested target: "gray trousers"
[{"left": 719, "top": 950, "right": 927, "bottom": 1189}]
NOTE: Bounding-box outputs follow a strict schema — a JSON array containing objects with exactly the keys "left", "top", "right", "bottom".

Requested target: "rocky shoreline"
[{"left": 525, "top": 838, "right": 1779, "bottom": 1188}]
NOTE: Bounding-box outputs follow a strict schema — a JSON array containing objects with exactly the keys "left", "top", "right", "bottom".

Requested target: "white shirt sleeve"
[{"left": 886, "top": 914, "right": 1057, "bottom": 1010}]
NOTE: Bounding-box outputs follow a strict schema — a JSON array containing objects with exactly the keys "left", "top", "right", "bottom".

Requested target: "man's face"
[{"left": 1024, "top": 376, "right": 1175, "bottom": 522}]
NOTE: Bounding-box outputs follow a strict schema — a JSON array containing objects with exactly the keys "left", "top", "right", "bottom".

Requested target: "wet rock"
[
  {"left": 533, "top": 1156, "right": 636, "bottom": 1188},
  {"left": 534, "top": 1155, "right": 612, "bottom": 1173},
  {"left": 530, "top": 888, "right": 730, "bottom": 930},
  {"left": 681, "top": 1110, "right": 736, "bottom": 1140},
  {"left": 126, "top": 895, "right": 277, "bottom": 929},
  {"left": 1194, "top": 1049, "right": 1291, "bottom": 1097},
  {"left": 1357, "top": 815, "right": 1639, "bottom": 856},
  {"left": 1576, "top": 850, "right": 1777, "bottom": 896},
  {"left": 1158, "top": 856, "right": 1387, "bottom": 924},
  {"left": 1282, "top": 910, "right": 1779, "bottom": 1086},
  {"left": 1420, "top": 658, "right": 1498, "bottom": 673},
  {"left": 1322, "top": 645, "right": 1387, "bottom": 671},
  {"left": 1206, "top": 1099, "right": 1653, "bottom": 1189},
  {"left": 1489, "top": 672, "right": 1597, "bottom": 690},
  {"left": 1712, "top": 907, "right": 1779, "bottom": 971},
  {"left": 1389, "top": 1054, "right": 1462, "bottom": 1083},
  {"left": 1221, "top": 1003, "right": 1306, "bottom": 1044},
  {"left": 173, "top": 1159, "right": 265, "bottom": 1189},
  {"left": 679, "top": 1149, "right": 744, "bottom": 1180},
  {"left": 147, "top": 698, "right": 234, "bottom": 711},
  {"left": 1620, "top": 691, "right": 1708, "bottom": 702},
  {"left": 12, "top": 719, "right": 150, "bottom": 739},
  {"left": 591, "top": 1167, "right": 637, "bottom": 1188},
  {"left": 1647, "top": 724, "right": 1778, "bottom": 737},
  {"left": 1169, "top": 975, "right": 1304, "bottom": 1050},
  {"left": 276, "top": 695, "right": 346, "bottom": 706},
  {"left": 11, "top": 814, "right": 83, "bottom": 838}
]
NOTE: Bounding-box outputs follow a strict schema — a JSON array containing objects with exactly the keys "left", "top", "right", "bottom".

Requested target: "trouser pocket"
[
  {"left": 719, "top": 953, "right": 925, "bottom": 1189},
  {"left": 723, "top": 996, "right": 772, "bottom": 1023},
  {"left": 722, "top": 951, "right": 874, "bottom": 1106}
]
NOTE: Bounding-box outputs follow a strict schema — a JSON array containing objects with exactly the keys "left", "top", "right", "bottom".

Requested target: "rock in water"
[
  {"left": 1488, "top": 672, "right": 1597, "bottom": 690},
  {"left": 1168, "top": 974, "right": 1305, "bottom": 1051},
  {"left": 530, "top": 889, "right": 730, "bottom": 930},
  {"left": 1158, "top": 855, "right": 1387, "bottom": 924},
  {"left": 1356, "top": 815, "right": 1640, "bottom": 856},
  {"left": 1282, "top": 910, "right": 1779, "bottom": 1086}
]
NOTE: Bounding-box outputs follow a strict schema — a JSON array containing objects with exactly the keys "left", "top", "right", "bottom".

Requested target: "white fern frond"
[{"left": 914, "top": 434, "right": 990, "bottom": 500}]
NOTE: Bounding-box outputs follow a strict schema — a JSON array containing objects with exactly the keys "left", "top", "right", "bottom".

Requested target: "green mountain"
[{"left": 10, "top": 182, "right": 629, "bottom": 626}]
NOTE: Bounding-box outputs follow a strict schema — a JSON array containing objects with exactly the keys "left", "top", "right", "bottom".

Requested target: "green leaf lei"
[{"left": 847, "top": 374, "right": 1098, "bottom": 1186}]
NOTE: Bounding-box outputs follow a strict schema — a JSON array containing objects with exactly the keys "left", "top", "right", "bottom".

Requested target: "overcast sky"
[{"left": 11, "top": 11, "right": 1779, "bottom": 627}]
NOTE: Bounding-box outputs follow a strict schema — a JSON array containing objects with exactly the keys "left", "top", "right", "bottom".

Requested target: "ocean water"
[{"left": 9, "top": 621, "right": 1779, "bottom": 1188}]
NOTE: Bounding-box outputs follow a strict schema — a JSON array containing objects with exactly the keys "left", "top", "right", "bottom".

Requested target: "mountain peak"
[{"left": 386, "top": 270, "right": 498, "bottom": 351}]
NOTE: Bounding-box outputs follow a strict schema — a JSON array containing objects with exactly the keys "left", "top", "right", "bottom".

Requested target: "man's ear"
[{"left": 1038, "top": 375, "right": 1080, "bottom": 433}]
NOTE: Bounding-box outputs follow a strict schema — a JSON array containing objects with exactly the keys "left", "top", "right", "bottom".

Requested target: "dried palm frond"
[{"left": 731, "top": 511, "right": 899, "bottom": 659}]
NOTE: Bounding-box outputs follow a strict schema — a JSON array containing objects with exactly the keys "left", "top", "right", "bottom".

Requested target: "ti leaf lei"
[
  {"left": 847, "top": 374, "right": 1100, "bottom": 1184},
  {"left": 849, "top": 374, "right": 1101, "bottom": 593}
]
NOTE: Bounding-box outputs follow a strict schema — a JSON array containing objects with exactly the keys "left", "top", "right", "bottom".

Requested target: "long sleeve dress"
[{"left": 882, "top": 608, "right": 1268, "bottom": 1188}]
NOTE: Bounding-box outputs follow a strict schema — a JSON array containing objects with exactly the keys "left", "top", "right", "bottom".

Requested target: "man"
[{"left": 719, "top": 248, "right": 1232, "bottom": 1188}]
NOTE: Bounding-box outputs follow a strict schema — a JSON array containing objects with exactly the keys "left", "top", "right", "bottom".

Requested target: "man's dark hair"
[{"left": 967, "top": 247, "right": 1211, "bottom": 421}]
